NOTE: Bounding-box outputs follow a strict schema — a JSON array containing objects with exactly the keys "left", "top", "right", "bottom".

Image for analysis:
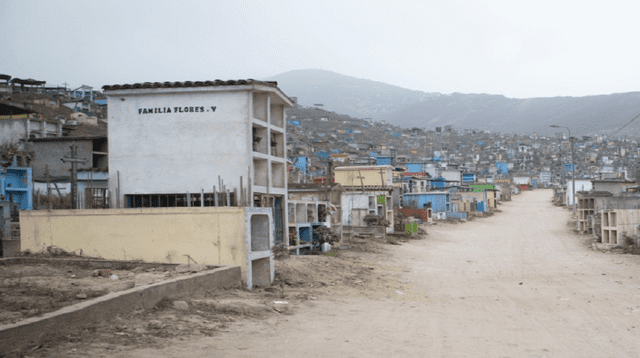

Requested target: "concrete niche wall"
[
  {"left": 244, "top": 207, "right": 275, "bottom": 288},
  {"left": 250, "top": 214, "right": 270, "bottom": 251}
]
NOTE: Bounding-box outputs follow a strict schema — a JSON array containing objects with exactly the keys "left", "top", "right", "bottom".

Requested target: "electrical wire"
[{"left": 609, "top": 112, "right": 640, "bottom": 136}]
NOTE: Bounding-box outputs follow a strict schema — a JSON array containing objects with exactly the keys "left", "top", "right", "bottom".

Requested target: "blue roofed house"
[
  {"left": 462, "top": 173, "right": 477, "bottom": 183},
  {"left": 495, "top": 162, "right": 509, "bottom": 174},
  {"left": 405, "top": 163, "right": 425, "bottom": 173},
  {"left": 376, "top": 157, "right": 393, "bottom": 166}
]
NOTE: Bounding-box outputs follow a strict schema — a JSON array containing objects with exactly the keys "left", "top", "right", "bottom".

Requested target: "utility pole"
[
  {"left": 550, "top": 125, "right": 576, "bottom": 213},
  {"left": 61, "top": 143, "right": 88, "bottom": 209},
  {"left": 569, "top": 135, "right": 576, "bottom": 214}
]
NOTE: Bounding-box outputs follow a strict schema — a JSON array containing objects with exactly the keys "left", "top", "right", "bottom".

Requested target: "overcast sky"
[{"left": 2, "top": 0, "right": 639, "bottom": 98}]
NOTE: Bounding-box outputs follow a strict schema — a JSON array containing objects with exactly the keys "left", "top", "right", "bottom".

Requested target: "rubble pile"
[
  {"left": 393, "top": 211, "right": 409, "bottom": 232},
  {"left": 312, "top": 225, "right": 340, "bottom": 246},
  {"left": 363, "top": 214, "right": 390, "bottom": 227}
]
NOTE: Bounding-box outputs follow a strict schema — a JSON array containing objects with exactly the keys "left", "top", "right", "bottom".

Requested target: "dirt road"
[{"left": 46, "top": 189, "right": 640, "bottom": 357}]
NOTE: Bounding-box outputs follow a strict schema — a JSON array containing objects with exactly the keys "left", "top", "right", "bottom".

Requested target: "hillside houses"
[{"left": 4, "top": 73, "right": 640, "bottom": 262}]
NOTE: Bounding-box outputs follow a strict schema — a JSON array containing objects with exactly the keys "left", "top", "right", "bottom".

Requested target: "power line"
[{"left": 609, "top": 112, "right": 640, "bottom": 136}]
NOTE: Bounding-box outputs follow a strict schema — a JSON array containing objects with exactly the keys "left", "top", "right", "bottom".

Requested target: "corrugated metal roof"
[{"left": 102, "top": 79, "right": 279, "bottom": 91}]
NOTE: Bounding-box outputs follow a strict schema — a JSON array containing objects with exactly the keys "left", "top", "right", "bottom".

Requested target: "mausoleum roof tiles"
[{"left": 102, "top": 79, "right": 279, "bottom": 91}]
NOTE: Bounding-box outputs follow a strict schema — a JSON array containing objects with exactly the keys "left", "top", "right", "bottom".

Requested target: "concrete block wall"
[
  {"left": 244, "top": 207, "right": 275, "bottom": 288},
  {"left": 446, "top": 212, "right": 468, "bottom": 220},
  {"left": 20, "top": 207, "right": 274, "bottom": 289},
  {"left": 601, "top": 209, "right": 640, "bottom": 246}
]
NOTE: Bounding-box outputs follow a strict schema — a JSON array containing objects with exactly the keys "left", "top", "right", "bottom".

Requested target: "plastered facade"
[
  {"left": 104, "top": 84, "right": 291, "bottom": 208},
  {"left": 20, "top": 206, "right": 274, "bottom": 288}
]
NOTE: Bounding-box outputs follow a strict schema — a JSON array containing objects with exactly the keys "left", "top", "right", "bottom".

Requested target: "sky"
[{"left": 2, "top": 0, "right": 640, "bottom": 98}]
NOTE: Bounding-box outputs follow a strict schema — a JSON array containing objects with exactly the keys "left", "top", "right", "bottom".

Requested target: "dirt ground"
[
  {"left": 0, "top": 260, "right": 211, "bottom": 326},
  {"left": 9, "top": 189, "right": 640, "bottom": 357},
  {"left": 7, "top": 234, "right": 419, "bottom": 358}
]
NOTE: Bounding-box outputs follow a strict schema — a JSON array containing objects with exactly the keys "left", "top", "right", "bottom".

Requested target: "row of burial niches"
[{"left": 288, "top": 202, "right": 329, "bottom": 224}]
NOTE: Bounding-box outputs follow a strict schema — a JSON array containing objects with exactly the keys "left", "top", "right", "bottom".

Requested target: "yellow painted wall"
[
  {"left": 334, "top": 166, "right": 392, "bottom": 187},
  {"left": 20, "top": 207, "right": 248, "bottom": 274}
]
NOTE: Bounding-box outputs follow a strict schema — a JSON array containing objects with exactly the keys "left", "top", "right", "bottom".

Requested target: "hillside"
[
  {"left": 268, "top": 69, "right": 640, "bottom": 136},
  {"left": 267, "top": 69, "right": 435, "bottom": 118},
  {"left": 379, "top": 92, "right": 640, "bottom": 136}
]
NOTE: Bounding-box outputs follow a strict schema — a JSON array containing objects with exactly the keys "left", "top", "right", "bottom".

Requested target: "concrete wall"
[
  {"left": 342, "top": 193, "right": 372, "bottom": 226},
  {"left": 107, "top": 90, "right": 252, "bottom": 202},
  {"left": 28, "top": 139, "right": 94, "bottom": 178},
  {"left": 457, "top": 192, "right": 484, "bottom": 210},
  {"left": 566, "top": 180, "right": 593, "bottom": 206},
  {"left": 0, "top": 118, "right": 26, "bottom": 145},
  {"left": 334, "top": 166, "right": 393, "bottom": 187},
  {"left": 21, "top": 207, "right": 249, "bottom": 275},
  {"left": 441, "top": 170, "right": 461, "bottom": 182},
  {"left": 468, "top": 185, "right": 497, "bottom": 208},
  {"left": 513, "top": 176, "right": 531, "bottom": 185},
  {"left": 398, "top": 208, "right": 431, "bottom": 222},
  {"left": 0, "top": 265, "right": 240, "bottom": 354},
  {"left": 341, "top": 190, "right": 393, "bottom": 233},
  {"left": 596, "top": 195, "right": 640, "bottom": 211},
  {"left": 592, "top": 182, "right": 635, "bottom": 195},
  {"left": 446, "top": 212, "right": 468, "bottom": 220},
  {"left": 601, "top": 209, "right": 640, "bottom": 246}
]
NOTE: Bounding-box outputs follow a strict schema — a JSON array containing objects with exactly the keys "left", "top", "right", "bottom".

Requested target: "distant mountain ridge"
[
  {"left": 267, "top": 69, "right": 436, "bottom": 117},
  {"left": 268, "top": 69, "right": 640, "bottom": 136}
]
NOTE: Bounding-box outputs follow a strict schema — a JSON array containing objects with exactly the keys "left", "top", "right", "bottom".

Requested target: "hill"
[
  {"left": 268, "top": 69, "right": 640, "bottom": 136},
  {"left": 267, "top": 69, "right": 435, "bottom": 118},
  {"left": 379, "top": 92, "right": 640, "bottom": 136}
]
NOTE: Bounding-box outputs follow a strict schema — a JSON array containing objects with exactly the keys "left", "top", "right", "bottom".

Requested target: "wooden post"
[
  {"left": 233, "top": 187, "right": 238, "bottom": 206},
  {"left": 116, "top": 171, "right": 120, "bottom": 208},
  {"left": 240, "top": 176, "right": 244, "bottom": 206},
  {"left": 201, "top": 189, "right": 205, "bottom": 207},
  {"left": 46, "top": 164, "right": 52, "bottom": 211},
  {"left": 187, "top": 192, "right": 191, "bottom": 207},
  {"left": 220, "top": 184, "right": 229, "bottom": 206},
  {"left": 214, "top": 186, "right": 218, "bottom": 206},
  {"left": 60, "top": 143, "right": 88, "bottom": 209},
  {"left": 226, "top": 188, "right": 231, "bottom": 207}
]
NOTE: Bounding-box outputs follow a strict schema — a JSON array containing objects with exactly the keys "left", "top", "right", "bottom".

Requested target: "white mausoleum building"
[{"left": 103, "top": 79, "right": 293, "bottom": 244}]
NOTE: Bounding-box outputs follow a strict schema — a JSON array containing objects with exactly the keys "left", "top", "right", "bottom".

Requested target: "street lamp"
[{"left": 550, "top": 125, "right": 576, "bottom": 213}]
